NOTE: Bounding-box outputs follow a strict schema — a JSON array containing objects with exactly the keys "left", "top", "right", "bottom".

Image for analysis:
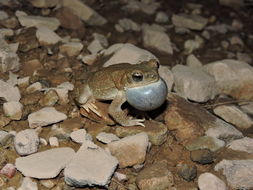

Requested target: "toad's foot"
[
  {"left": 123, "top": 118, "right": 145, "bottom": 127},
  {"left": 81, "top": 101, "right": 101, "bottom": 117}
]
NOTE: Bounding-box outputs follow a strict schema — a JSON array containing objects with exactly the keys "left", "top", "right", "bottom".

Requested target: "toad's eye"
[{"left": 132, "top": 72, "right": 143, "bottom": 82}]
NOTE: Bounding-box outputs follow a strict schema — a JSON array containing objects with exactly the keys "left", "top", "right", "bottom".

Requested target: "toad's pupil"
[{"left": 132, "top": 73, "right": 143, "bottom": 82}]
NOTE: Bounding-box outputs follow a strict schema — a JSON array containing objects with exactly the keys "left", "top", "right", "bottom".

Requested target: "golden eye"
[{"left": 132, "top": 72, "right": 143, "bottom": 82}]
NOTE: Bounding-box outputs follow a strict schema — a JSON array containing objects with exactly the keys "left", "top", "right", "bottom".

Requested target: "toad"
[{"left": 76, "top": 60, "right": 168, "bottom": 127}]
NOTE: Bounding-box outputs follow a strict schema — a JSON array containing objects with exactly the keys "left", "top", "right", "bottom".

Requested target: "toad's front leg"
[{"left": 108, "top": 91, "right": 145, "bottom": 127}]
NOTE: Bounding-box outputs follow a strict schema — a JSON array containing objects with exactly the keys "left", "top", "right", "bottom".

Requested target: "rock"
[
  {"left": 206, "top": 24, "right": 232, "bottom": 34},
  {"left": 102, "top": 43, "right": 158, "bottom": 67},
  {"left": 190, "top": 149, "right": 214, "bottom": 164},
  {"left": 39, "top": 90, "right": 59, "bottom": 106},
  {"left": 0, "top": 116, "right": 11, "bottom": 128},
  {"left": 0, "top": 37, "right": 20, "bottom": 73},
  {"left": 17, "top": 177, "right": 38, "bottom": 190},
  {"left": 70, "top": 129, "right": 87, "bottom": 144},
  {"left": 213, "top": 105, "right": 253, "bottom": 129},
  {"left": 22, "top": 59, "right": 42, "bottom": 76},
  {"left": 54, "top": 82, "right": 74, "bottom": 104},
  {"left": 0, "top": 16, "right": 19, "bottom": 29},
  {"left": 185, "top": 136, "right": 225, "bottom": 152},
  {"left": 40, "top": 179, "right": 55, "bottom": 189},
  {"left": 186, "top": 54, "right": 203, "bottom": 67},
  {"left": 165, "top": 94, "right": 243, "bottom": 144},
  {"left": 172, "top": 65, "right": 217, "bottom": 102},
  {"left": 28, "top": 0, "right": 59, "bottom": 8},
  {"left": 115, "top": 120, "right": 168, "bottom": 146},
  {"left": 62, "top": 0, "right": 107, "bottom": 26},
  {"left": 0, "top": 163, "right": 16, "bottom": 178},
  {"left": 142, "top": 24, "right": 173, "bottom": 55},
  {"left": 155, "top": 11, "right": 169, "bottom": 23},
  {"left": 172, "top": 14, "right": 208, "bottom": 30},
  {"left": 177, "top": 163, "right": 197, "bottom": 181},
  {"left": 215, "top": 159, "right": 253, "bottom": 189},
  {"left": 14, "top": 129, "right": 39, "bottom": 156},
  {"left": 59, "top": 42, "right": 83, "bottom": 57},
  {"left": 49, "top": 137, "right": 59, "bottom": 147},
  {"left": 28, "top": 107, "right": 67, "bottom": 128},
  {"left": 219, "top": 0, "right": 244, "bottom": 8},
  {"left": 116, "top": 18, "right": 140, "bottom": 32},
  {"left": 87, "top": 39, "right": 104, "bottom": 54},
  {"left": 0, "top": 130, "right": 13, "bottom": 146},
  {"left": 158, "top": 65, "right": 174, "bottom": 92},
  {"left": 136, "top": 161, "right": 174, "bottom": 190},
  {"left": 26, "top": 82, "right": 42, "bottom": 93},
  {"left": 96, "top": 132, "right": 120, "bottom": 144},
  {"left": 107, "top": 132, "right": 149, "bottom": 168},
  {"left": 240, "top": 102, "right": 253, "bottom": 115},
  {"left": 121, "top": 0, "right": 160, "bottom": 15},
  {"left": 16, "top": 148, "right": 75, "bottom": 179},
  {"left": 114, "top": 172, "right": 127, "bottom": 181},
  {"left": 36, "top": 26, "right": 61, "bottom": 46},
  {"left": 236, "top": 52, "right": 252, "bottom": 64},
  {"left": 203, "top": 59, "right": 253, "bottom": 100},
  {"left": 0, "top": 11, "right": 8, "bottom": 20},
  {"left": 0, "top": 28, "right": 14, "bottom": 37},
  {"left": 3, "top": 101, "right": 23, "bottom": 120},
  {"left": 184, "top": 35, "right": 204, "bottom": 54},
  {"left": 227, "top": 137, "right": 253, "bottom": 154},
  {"left": 198, "top": 172, "right": 227, "bottom": 190},
  {"left": 17, "top": 15, "right": 60, "bottom": 31},
  {"left": 64, "top": 143, "right": 118, "bottom": 187}
]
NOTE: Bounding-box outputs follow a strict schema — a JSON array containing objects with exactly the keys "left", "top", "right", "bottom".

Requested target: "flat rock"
[
  {"left": 136, "top": 161, "right": 174, "bottom": 190},
  {"left": 64, "top": 143, "right": 118, "bottom": 187},
  {"left": 215, "top": 159, "right": 253, "bottom": 189},
  {"left": 115, "top": 120, "right": 168, "bottom": 146},
  {"left": 165, "top": 94, "right": 243, "bottom": 145},
  {"left": 36, "top": 26, "right": 61, "bottom": 46},
  {"left": 0, "top": 80, "right": 21, "bottom": 101},
  {"left": 172, "top": 65, "right": 217, "bottom": 102},
  {"left": 3, "top": 101, "right": 23, "bottom": 120},
  {"left": 172, "top": 14, "right": 208, "bottom": 30},
  {"left": 70, "top": 129, "right": 87, "bottom": 144},
  {"left": 107, "top": 132, "right": 149, "bottom": 168},
  {"left": 213, "top": 105, "right": 253, "bottom": 129},
  {"left": 198, "top": 172, "right": 227, "bottom": 190},
  {"left": 203, "top": 59, "right": 253, "bottom": 100},
  {"left": 227, "top": 137, "right": 253, "bottom": 154},
  {"left": 17, "top": 15, "right": 60, "bottom": 31},
  {"left": 59, "top": 42, "right": 83, "bottom": 57},
  {"left": 142, "top": 24, "right": 173, "bottom": 55},
  {"left": 96, "top": 132, "right": 120, "bottom": 144},
  {"left": 102, "top": 43, "right": 158, "bottom": 67},
  {"left": 0, "top": 37, "right": 20, "bottom": 73},
  {"left": 14, "top": 129, "right": 39, "bottom": 156},
  {"left": 16, "top": 148, "right": 75, "bottom": 179},
  {"left": 28, "top": 107, "right": 67, "bottom": 128},
  {"left": 62, "top": 0, "right": 107, "bottom": 26}
]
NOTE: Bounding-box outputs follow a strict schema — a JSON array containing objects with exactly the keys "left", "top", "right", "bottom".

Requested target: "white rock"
[
  {"left": 0, "top": 80, "right": 21, "bottom": 102},
  {"left": 158, "top": 65, "right": 174, "bottom": 92},
  {"left": 18, "top": 76, "right": 30, "bottom": 87},
  {"left": 186, "top": 54, "right": 202, "bottom": 67},
  {"left": 17, "top": 15, "right": 60, "bottom": 31},
  {"left": 96, "top": 132, "right": 120, "bottom": 144},
  {"left": 172, "top": 14, "right": 208, "bottom": 30},
  {"left": 102, "top": 43, "right": 158, "bottom": 67},
  {"left": 203, "top": 59, "right": 253, "bottom": 100},
  {"left": 3, "top": 101, "right": 23, "bottom": 120},
  {"left": 64, "top": 142, "right": 118, "bottom": 187},
  {"left": 213, "top": 105, "right": 253, "bottom": 129},
  {"left": 59, "top": 42, "right": 83, "bottom": 57},
  {"left": 118, "top": 18, "right": 140, "bottom": 32},
  {"left": 26, "top": 82, "right": 42, "bottom": 93},
  {"left": 206, "top": 24, "right": 232, "bottom": 34},
  {"left": 215, "top": 159, "right": 253, "bottom": 189},
  {"left": 49, "top": 137, "right": 59, "bottom": 147},
  {"left": 184, "top": 35, "right": 204, "bottom": 54},
  {"left": 142, "top": 25, "right": 173, "bottom": 55},
  {"left": 28, "top": 0, "right": 59, "bottom": 8},
  {"left": 198, "top": 172, "right": 227, "bottom": 190},
  {"left": 114, "top": 172, "right": 127, "bottom": 181},
  {"left": 16, "top": 148, "right": 75, "bottom": 179},
  {"left": 0, "top": 37, "right": 20, "bottom": 73},
  {"left": 172, "top": 65, "right": 217, "bottom": 102},
  {"left": 14, "top": 129, "right": 39, "bottom": 156},
  {"left": 227, "top": 137, "right": 253, "bottom": 154},
  {"left": 62, "top": 0, "right": 107, "bottom": 26},
  {"left": 0, "top": 10, "right": 8, "bottom": 20},
  {"left": 28, "top": 107, "right": 67, "bottom": 128},
  {"left": 6, "top": 72, "right": 18, "bottom": 86},
  {"left": 17, "top": 177, "right": 38, "bottom": 190},
  {"left": 54, "top": 82, "right": 74, "bottom": 104},
  {"left": 70, "top": 129, "right": 87, "bottom": 144},
  {"left": 87, "top": 39, "right": 104, "bottom": 54},
  {"left": 36, "top": 26, "right": 61, "bottom": 46},
  {"left": 155, "top": 11, "right": 168, "bottom": 23},
  {"left": 107, "top": 132, "right": 149, "bottom": 168},
  {"left": 0, "top": 28, "right": 14, "bottom": 37},
  {"left": 93, "top": 33, "right": 108, "bottom": 47}
]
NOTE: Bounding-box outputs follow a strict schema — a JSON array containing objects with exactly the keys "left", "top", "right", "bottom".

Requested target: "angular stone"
[
  {"left": 186, "top": 54, "right": 202, "bottom": 67},
  {"left": 117, "top": 18, "right": 140, "bottom": 32},
  {"left": 16, "top": 148, "right": 75, "bottom": 179},
  {"left": 36, "top": 26, "right": 61, "bottom": 46},
  {"left": 28, "top": 107, "right": 67, "bottom": 128},
  {"left": 39, "top": 90, "right": 59, "bottom": 106},
  {"left": 70, "top": 129, "right": 87, "bottom": 144},
  {"left": 172, "top": 65, "right": 217, "bottom": 102},
  {"left": 96, "top": 132, "right": 120, "bottom": 144},
  {"left": 3, "top": 101, "right": 23, "bottom": 120},
  {"left": 190, "top": 149, "right": 214, "bottom": 164},
  {"left": 215, "top": 159, "right": 253, "bottom": 189},
  {"left": 213, "top": 105, "right": 253, "bottom": 129},
  {"left": 26, "top": 82, "right": 42, "bottom": 93},
  {"left": 198, "top": 172, "right": 227, "bottom": 190},
  {"left": 136, "top": 161, "right": 174, "bottom": 190},
  {"left": 107, "top": 132, "right": 149, "bottom": 168},
  {"left": 59, "top": 42, "right": 83, "bottom": 57},
  {"left": 177, "top": 163, "right": 197, "bottom": 181},
  {"left": 64, "top": 143, "right": 118, "bottom": 187},
  {"left": 227, "top": 137, "right": 253, "bottom": 154},
  {"left": 172, "top": 14, "right": 208, "bottom": 30}
]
